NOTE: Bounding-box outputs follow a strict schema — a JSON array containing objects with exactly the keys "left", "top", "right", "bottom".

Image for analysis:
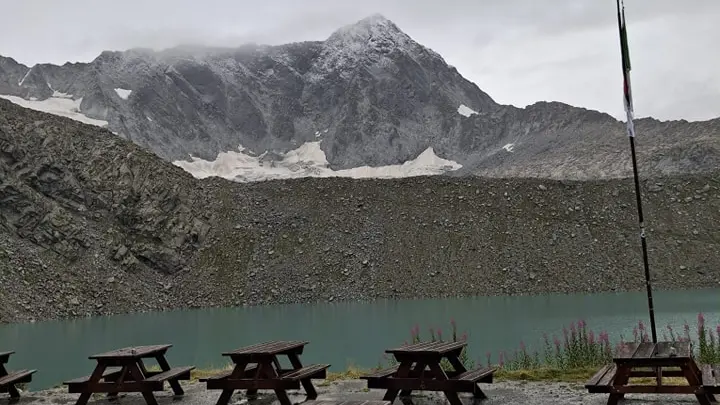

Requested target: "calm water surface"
[{"left": 1, "top": 288, "right": 719, "bottom": 390}]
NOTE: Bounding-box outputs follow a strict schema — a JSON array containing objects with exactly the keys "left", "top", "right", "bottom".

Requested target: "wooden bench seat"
[
  {"left": 63, "top": 367, "right": 123, "bottom": 385},
  {"left": 360, "top": 366, "right": 399, "bottom": 380},
  {"left": 281, "top": 364, "right": 329, "bottom": 380},
  {"left": 585, "top": 364, "right": 617, "bottom": 393},
  {"left": 143, "top": 366, "right": 194, "bottom": 382},
  {"left": 701, "top": 364, "right": 720, "bottom": 393},
  {"left": 0, "top": 369, "right": 37, "bottom": 387},
  {"left": 453, "top": 367, "right": 495, "bottom": 384}
]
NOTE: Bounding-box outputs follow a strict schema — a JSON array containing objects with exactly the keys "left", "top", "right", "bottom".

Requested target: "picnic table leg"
[
  {"left": 0, "top": 364, "right": 21, "bottom": 400},
  {"left": 107, "top": 366, "right": 130, "bottom": 400},
  {"left": 286, "top": 353, "right": 318, "bottom": 399},
  {"left": 681, "top": 362, "right": 713, "bottom": 405},
  {"left": 686, "top": 360, "right": 717, "bottom": 403},
  {"left": 74, "top": 364, "right": 109, "bottom": 405},
  {"left": 246, "top": 363, "right": 260, "bottom": 398},
  {"left": 399, "top": 361, "right": 426, "bottom": 397},
  {"left": 607, "top": 365, "right": 631, "bottom": 405},
  {"left": 383, "top": 361, "right": 414, "bottom": 403},
  {"left": 155, "top": 355, "right": 185, "bottom": 396},
  {"left": 258, "top": 362, "right": 292, "bottom": 405},
  {"left": 124, "top": 363, "right": 158, "bottom": 405},
  {"left": 214, "top": 361, "right": 249, "bottom": 405},
  {"left": 426, "top": 363, "right": 462, "bottom": 405}
]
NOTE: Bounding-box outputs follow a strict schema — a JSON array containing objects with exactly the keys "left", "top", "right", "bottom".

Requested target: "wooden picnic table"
[
  {"left": 63, "top": 344, "right": 195, "bottom": 405},
  {"left": 0, "top": 351, "right": 37, "bottom": 400},
  {"left": 361, "top": 341, "right": 495, "bottom": 405},
  {"left": 203, "top": 340, "right": 330, "bottom": 405},
  {"left": 585, "top": 341, "right": 718, "bottom": 405}
]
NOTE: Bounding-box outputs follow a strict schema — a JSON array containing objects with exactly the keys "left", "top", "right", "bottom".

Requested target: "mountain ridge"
[{"left": 0, "top": 14, "right": 718, "bottom": 181}]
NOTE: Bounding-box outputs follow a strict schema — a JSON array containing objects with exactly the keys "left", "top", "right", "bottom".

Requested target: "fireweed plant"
[{"left": 378, "top": 313, "right": 720, "bottom": 371}]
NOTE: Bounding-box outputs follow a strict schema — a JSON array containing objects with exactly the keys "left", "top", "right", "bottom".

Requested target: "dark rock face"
[
  {"left": 1, "top": 99, "right": 719, "bottom": 323},
  {"left": 2, "top": 15, "right": 716, "bottom": 180}
]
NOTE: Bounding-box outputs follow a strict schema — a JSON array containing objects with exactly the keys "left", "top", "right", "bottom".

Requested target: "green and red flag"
[{"left": 617, "top": 0, "right": 635, "bottom": 137}]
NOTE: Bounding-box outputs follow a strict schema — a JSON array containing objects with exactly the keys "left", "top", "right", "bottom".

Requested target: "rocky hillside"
[
  {"left": 1, "top": 99, "right": 719, "bottom": 323},
  {"left": 1, "top": 15, "right": 718, "bottom": 180}
]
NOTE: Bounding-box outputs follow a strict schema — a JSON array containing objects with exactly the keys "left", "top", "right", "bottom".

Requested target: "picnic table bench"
[
  {"left": 0, "top": 351, "right": 37, "bottom": 401},
  {"left": 203, "top": 340, "right": 329, "bottom": 405},
  {"left": 63, "top": 344, "right": 194, "bottom": 405},
  {"left": 585, "top": 341, "right": 717, "bottom": 405},
  {"left": 361, "top": 341, "right": 495, "bottom": 405}
]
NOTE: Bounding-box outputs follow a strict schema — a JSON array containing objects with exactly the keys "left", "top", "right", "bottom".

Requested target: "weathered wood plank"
[
  {"left": 63, "top": 367, "right": 123, "bottom": 384},
  {"left": 454, "top": 367, "right": 494, "bottom": 382},
  {"left": 586, "top": 364, "right": 613, "bottom": 388},
  {"left": 224, "top": 341, "right": 307, "bottom": 356},
  {"left": 597, "top": 364, "right": 618, "bottom": 386},
  {"left": 0, "top": 352, "right": 14, "bottom": 364},
  {"left": 0, "top": 369, "right": 36, "bottom": 386},
  {"left": 386, "top": 341, "right": 466, "bottom": 355},
  {"left": 632, "top": 342, "right": 656, "bottom": 358},
  {"left": 281, "top": 364, "right": 329, "bottom": 380},
  {"left": 89, "top": 345, "right": 171, "bottom": 359},
  {"left": 143, "top": 366, "right": 194, "bottom": 382}
]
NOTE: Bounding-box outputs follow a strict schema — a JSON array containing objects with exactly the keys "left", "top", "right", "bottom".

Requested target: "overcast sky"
[{"left": 1, "top": 0, "right": 719, "bottom": 122}]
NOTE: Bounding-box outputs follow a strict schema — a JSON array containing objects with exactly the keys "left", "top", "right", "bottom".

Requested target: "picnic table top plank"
[
  {"left": 613, "top": 341, "right": 693, "bottom": 362},
  {"left": 0, "top": 351, "right": 14, "bottom": 363},
  {"left": 654, "top": 341, "right": 692, "bottom": 359},
  {"left": 632, "top": 342, "right": 656, "bottom": 358},
  {"left": 223, "top": 340, "right": 308, "bottom": 356},
  {"left": 385, "top": 341, "right": 467, "bottom": 355},
  {"left": 89, "top": 344, "right": 172, "bottom": 359}
]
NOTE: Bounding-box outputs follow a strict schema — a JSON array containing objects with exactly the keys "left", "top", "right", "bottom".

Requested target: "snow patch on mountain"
[
  {"left": 18, "top": 68, "right": 32, "bottom": 86},
  {"left": 457, "top": 104, "right": 478, "bottom": 117},
  {"left": 114, "top": 88, "right": 132, "bottom": 100},
  {"left": 503, "top": 143, "right": 515, "bottom": 152},
  {"left": 173, "top": 141, "right": 462, "bottom": 182},
  {"left": 0, "top": 93, "right": 109, "bottom": 127}
]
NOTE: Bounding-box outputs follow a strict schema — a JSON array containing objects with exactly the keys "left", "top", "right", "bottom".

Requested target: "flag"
[{"left": 617, "top": 0, "right": 635, "bottom": 137}]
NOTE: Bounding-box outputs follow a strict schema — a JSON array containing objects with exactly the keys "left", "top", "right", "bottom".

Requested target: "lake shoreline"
[{"left": 2, "top": 284, "right": 718, "bottom": 325}]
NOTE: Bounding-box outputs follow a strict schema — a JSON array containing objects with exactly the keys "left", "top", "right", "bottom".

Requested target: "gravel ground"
[{"left": 6, "top": 379, "right": 708, "bottom": 405}]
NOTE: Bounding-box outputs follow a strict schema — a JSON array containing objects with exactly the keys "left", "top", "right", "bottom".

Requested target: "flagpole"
[{"left": 615, "top": 0, "right": 657, "bottom": 343}]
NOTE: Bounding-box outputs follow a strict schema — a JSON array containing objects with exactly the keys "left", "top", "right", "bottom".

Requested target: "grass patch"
[{"left": 191, "top": 365, "right": 233, "bottom": 382}]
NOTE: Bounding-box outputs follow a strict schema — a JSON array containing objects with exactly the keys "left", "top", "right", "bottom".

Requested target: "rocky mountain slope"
[
  {"left": 1, "top": 15, "right": 718, "bottom": 181},
  {"left": 1, "top": 99, "right": 719, "bottom": 323}
]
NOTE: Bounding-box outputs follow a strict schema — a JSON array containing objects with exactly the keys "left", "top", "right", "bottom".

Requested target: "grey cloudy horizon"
[{"left": 1, "top": 0, "right": 719, "bottom": 122}]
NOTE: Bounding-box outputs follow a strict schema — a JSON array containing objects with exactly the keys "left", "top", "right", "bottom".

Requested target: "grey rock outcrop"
[
  {"left": 1, "top": 15, "right": 717, "bottom": 180},
  {"left": 1, "top": 98, "right": 719, "bottom": 323}
]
